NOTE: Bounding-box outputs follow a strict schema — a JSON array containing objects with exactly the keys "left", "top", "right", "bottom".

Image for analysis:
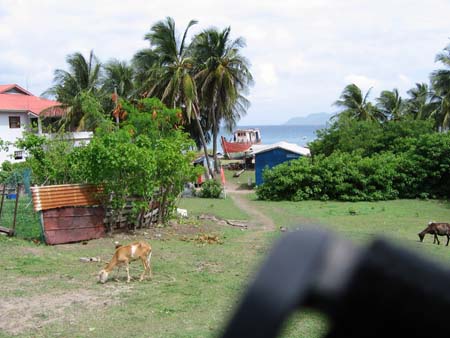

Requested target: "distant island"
[{"left": 284, "top": 112, "right": 332, "bottom": 126}]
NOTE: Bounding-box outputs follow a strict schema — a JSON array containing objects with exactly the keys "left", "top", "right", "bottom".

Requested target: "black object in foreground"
[{"left": 221, "top": 229, "right": 450, "bottom": 338}]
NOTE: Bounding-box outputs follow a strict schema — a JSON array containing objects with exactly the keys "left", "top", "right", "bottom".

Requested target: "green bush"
[
  {"left": 257, "top": 130, "right": 450, "bottom": 202},
  {"left": 310, "top": 118, "right": 435, "bottom": 157},
  {"left": 256, "top": 118, "right": 450, "bottom": 202},
  {"left": 256, "top": 152, "right": 404, "bottom": 202},
  {"left": 13, "top": 98, "right": 199, "bottom": 224},
  {"left": 199, "top": 179, "right": 223, "bottom": 198}
]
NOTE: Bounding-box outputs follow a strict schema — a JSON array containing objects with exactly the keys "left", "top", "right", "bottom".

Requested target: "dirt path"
[{"left": 225, "top": 181, "right": 276, "bottom": 231}]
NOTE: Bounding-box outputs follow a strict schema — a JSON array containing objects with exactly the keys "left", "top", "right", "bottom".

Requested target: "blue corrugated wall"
[{"left": 255, "top": 148, "right": 301, "bottom": 186}]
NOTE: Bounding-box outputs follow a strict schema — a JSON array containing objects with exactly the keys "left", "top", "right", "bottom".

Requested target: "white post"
[{"left": 37, "top": 117, "right": 42, "bottom": 135}]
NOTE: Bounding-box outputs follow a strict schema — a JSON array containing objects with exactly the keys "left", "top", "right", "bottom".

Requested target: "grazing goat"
[
  {"left": 98, "top": 241, "right": 152, "bottom": 284},
  {"left": 418, "top": 222, "right": 450, "bottom": 246}
]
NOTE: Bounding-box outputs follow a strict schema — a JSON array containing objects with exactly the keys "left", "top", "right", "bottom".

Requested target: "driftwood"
[
  {"left": 198, "top": 214, "right": 248, "bottom": 229},
  {"left": 233, "top": 169, "right": 245, "bottom": 177}
]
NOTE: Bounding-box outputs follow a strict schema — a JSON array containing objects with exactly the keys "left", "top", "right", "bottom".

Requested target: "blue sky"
[{"left": 1, "top": 0, "right": 449, "bottom": 125}]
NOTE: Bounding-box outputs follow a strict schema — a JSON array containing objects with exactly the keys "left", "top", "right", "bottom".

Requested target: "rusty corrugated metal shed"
[
  {"left": 31, "top": 184, "right": 102, "bottom": 211},
  {"left": 41, "top": 207, "right": 105, "bottom": 245},
  {"left": 31, "top": 184, "right": 105, "bottom": 245}
]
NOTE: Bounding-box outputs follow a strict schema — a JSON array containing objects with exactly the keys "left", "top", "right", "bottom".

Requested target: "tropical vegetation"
[
  {"left": 11, "top": 98, "right": 199, "bottom": 224},
  {"left": 42, "top": 17, "right": 253, "bottom": 178},
  {"left": 258, "top": 41, "right": 450, "bottom": 202}
]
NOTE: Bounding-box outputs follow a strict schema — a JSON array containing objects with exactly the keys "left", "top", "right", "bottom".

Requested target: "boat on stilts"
[{"left": 221, "top": 128, "right": 261, "bottom": 159}]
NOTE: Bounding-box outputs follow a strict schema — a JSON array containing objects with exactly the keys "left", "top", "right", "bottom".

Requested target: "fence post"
[
  {"left": 11, "top": 184, "right": 20, "bottom": 236},
  {"left": 0, "top": 184, "right": 5, "bottom": 221}
]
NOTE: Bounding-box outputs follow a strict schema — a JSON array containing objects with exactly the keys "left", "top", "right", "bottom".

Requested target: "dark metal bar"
[
  {"left": 0, "top": 184, "right": 6, "bottom": 222},
  {"left": 11, "top": 184, "right": 20, "bottom": 236}
]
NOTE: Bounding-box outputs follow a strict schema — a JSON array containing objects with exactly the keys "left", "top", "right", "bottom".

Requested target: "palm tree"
[
  {"left": 405, "top": 83, "right": 433, "bottom": 120},
  {"left": 334, "top": 84, "right": 384, "bottom": 122},
  {"left": 430, "top": 43, "right": 450, "bottom": 130},
  {"left": 103, "top": 59, "right": 135, "bottom": 99},
  {"left": 44, "top": 50, "right": 104, "bottom": 131},
  {"left": 102, "top": 59, "right": 135, "bottom": 122},
  {"left": 132, "top": 49, "right": 160, "bottom": 96},
  {"left": 136, "top": 17, "right": 214, "bottom": 178},
  {"left": 191, "top": 27, "right": 253, "bottom": 172},
  {"left": 376, "top": 88, "right": 404, "bottom": 121}
]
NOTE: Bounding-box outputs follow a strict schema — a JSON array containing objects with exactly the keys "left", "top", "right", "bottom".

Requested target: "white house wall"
[{"left": 0, "top": 111, "right": 31, "bottom": 164}]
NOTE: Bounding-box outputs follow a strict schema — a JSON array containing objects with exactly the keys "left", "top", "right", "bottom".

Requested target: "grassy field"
[
  {"left": 1, "top": 183, "right": 450, "bottom": 337},
  {"left": 247, "top": 194, "right": 450, "bottom": 262},
  {"left": 178, "top": 196, "right": 249, "bottom": 221},
  {"left": 0, "top": 196, "right": 41, "bottom": 239}
]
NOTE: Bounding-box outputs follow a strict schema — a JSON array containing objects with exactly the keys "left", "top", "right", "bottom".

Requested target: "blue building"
[{"left": 252, "top": 142, "right": 310, "bottom": 186}]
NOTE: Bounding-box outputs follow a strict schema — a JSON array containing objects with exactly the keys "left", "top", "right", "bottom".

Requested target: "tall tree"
[
  {"left": 102, "top": 59, "right": 135, "bottom": 120},
  {"left": 44, "top": 50, "right": 105, "bottom": 131},
  {"left": 376, "top": 88, "right": 404, "bottom": 121},
  {"left": 192, "top": 27, "right": 253, "bottom": 172},
  {"left": 136, "top": 17, "right": 214, "bottom": 178},
  {"left": 334, "top": 84, "right": 384, "bottom": 122},
  {"left": 132, "top": 49, "right": 160, "bottom": 96},
  {"left": 405, "top": 83, "right": 433, "bottom": 120},
  {"left": 103, "top": 59, "right": 134, "bottom": 99},
  {"left": 430, "top": 43, "right": 450, "bottom": 130}
]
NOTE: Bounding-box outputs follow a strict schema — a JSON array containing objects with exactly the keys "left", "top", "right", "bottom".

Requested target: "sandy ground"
[{"left": 225, "top": 181, "right": 276, "bottom": 231}]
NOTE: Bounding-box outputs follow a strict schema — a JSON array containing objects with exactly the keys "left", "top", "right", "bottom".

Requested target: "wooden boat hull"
[{"left": 221, "top": 136, "right": 260, "bottom": 159}]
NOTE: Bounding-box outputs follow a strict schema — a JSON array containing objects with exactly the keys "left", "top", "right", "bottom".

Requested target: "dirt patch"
[
  {"left": 109, "top": 219, "right": 222, "bottom": 243},
  {"left": 21, "top": 246, "right": 45, "bottom": 255},
  {"left": 182, "top": 233, "right": 223, "bottom": 245},
  {"left": 0, "top": 289, "right": 110, "bottom": 335},
  {"left": 226, "top": 185, "right": 276, "bottom": 231},
  {"left": 194, "top": 261, "right": 224, "bottom": 273}
]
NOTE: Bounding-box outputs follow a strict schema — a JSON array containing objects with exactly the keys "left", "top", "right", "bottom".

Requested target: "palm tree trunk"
[
  {"left": 212, "top": 120, "right": 220, "bottom": 173},
  {"left": 212, "top": 127, "right": 218, "bottom": 173},
  {"left": 211, "top": 108, "right": 220, "bottom": 174},
  {"left": 193, "top": 105, "right": 215, "bottom": 179}
]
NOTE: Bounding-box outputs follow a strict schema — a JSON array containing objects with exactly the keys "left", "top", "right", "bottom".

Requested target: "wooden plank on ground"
[{"left": 0, "top": 226, "right": 14, "bottom": 236}]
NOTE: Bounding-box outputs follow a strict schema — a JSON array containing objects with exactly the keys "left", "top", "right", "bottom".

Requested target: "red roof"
[
  {"left": 0, "top": 84, "right": 33, "bottom": 96},
  {"left": 0, "top": 84, "right": 63, "bottom": 116}
]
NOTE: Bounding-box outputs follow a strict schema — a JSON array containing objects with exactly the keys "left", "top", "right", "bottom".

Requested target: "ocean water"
[{"left": 214, "top": 124, "right": 325, "bottom": 148}]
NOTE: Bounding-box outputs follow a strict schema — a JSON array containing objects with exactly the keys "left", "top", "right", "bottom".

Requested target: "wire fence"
[{"left": 0, "top": 183, "right": 41, "bottom": 240}]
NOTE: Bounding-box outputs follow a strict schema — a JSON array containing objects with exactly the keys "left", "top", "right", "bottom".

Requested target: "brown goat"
[
  {"left": 98, "top": 241, "right": 152, "bottom": 283},
  {"left": 418, "top": 222, "right": 450, "bottom": 246}
]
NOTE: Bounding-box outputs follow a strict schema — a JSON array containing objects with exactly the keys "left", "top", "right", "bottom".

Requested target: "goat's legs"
[
  {"left": 125, "top": 262, "right": 131, "bottom": 283},
  {"left": 434, "top": 234, "right": 440, "bottom": 245},
  {"left": 114, "top": 265, "right": 122, "bottom": 282},
  {"left": 139, "top": 257, "right": 148, "bottom": 281},
  {"left": 446, "top": 235, "right": 450, "bottom": 246}
]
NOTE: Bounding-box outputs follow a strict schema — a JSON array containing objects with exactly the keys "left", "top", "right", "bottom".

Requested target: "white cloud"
[
  {"left": 257, "top": 63, "right": 279, "bottom": 86},
  {"left": 344, "top": 74, "right": 380, "bottom": 92},
  {"left": 398, "top": 74, "right": 413, "bottom": 87}
]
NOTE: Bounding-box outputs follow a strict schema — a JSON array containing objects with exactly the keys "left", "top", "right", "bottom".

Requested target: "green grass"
[
  {"left": 0, "top": 197, "right": 41, "bottom": 239},
  {"left": 248, "top": 195, "right": 450, "bottom": 263},
  {"left": 2, "top": 194, "right": 450, "bottom": 337},
  {"left": 178, "top": 196, "right": 250, "bottom": 221},
  {"left": 224, "top": 168, "right": 255, "bottom": 188}
]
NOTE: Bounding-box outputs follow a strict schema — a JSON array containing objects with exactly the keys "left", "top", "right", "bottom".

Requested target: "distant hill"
[{"left": 284, "top": 112, "right": 332, "bottom": 125}]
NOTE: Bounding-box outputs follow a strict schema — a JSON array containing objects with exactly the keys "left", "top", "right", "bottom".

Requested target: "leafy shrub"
[
  {"left": 256, "top": 152, "right": 403, "bottom": 201},
  {"left": 14, "top": 98, "right": 199, "bottom": 224},
  {"left": 257, "top": 130, "right": 450, "bottom": 202},
  {"left": 78, "top": 98, "right": 199, "bottom": 223},
  {"left": 310, "top": 118, "right": 435, "bottom": 157},
  {"left": 199, "top": 179, "right": 223, "bottom": 198}
]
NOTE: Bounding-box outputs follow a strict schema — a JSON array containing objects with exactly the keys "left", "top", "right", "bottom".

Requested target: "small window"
[
  {"left": 14, "top": 151, "right": 23, "bottom": 160},
  {"left": 9, "top": 116, "right": 20, "bottom": 128}
]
